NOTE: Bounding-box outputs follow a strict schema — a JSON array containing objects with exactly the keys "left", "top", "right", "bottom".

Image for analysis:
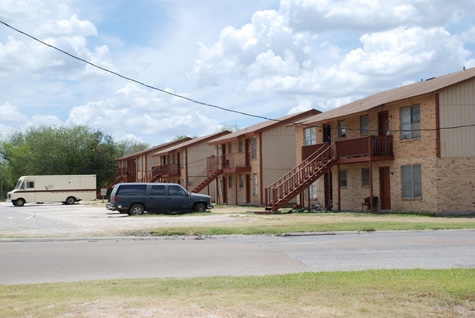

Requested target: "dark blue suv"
[{"left": 106, "top": 183, "right": 213, "bottom": 215}]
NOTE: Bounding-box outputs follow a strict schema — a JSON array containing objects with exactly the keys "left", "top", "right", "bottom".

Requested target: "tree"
[
  {"left": 115, "top": 140, "right": 150, "bottom": 157},
  {"left": 217, "top": 124, "right": 239, "bottom": 132},
  {"left": 172, "top": 135, "right": 190, "bottom": 141},
  {"left": 0, "top": 125, "right": 127, "bottom": 189}
]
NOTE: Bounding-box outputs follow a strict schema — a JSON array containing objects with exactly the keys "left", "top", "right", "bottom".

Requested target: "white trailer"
[{"left": 7, "top": 175, "right": 97, "bottom": 206}]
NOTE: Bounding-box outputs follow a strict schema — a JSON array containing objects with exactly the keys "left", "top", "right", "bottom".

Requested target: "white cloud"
[
  {"left": 0, "top": 102, "right": 27, "bottom": 123},
  {"left": 65, "top": 84, "right": 221, "bottom": 143},
  {"left": 1, "top": 0, "right": 474, "bottom": 145}
]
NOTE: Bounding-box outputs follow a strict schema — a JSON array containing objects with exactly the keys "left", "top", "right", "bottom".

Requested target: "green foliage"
[
  {"left": 115, "top": 140, "right": 150, "bottom": 157},
  {"left": 172, "top": 135, "right": 189, "bottom": 141},
  {"left": 217, "top": 123, "right": 239, "bottom": 132},
  {"left": 0, "top": 125, "right": 134, "bottom": 190}
]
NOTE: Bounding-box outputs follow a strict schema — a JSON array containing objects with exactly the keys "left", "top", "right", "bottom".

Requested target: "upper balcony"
[
  {"left": 302, "top": 135, "right": 394, "bottom": 163},
  {"left": 117, "top": 167, "right": 136, "bottom": 182},
  {"left": 222, "top": 152, "right": 251, "bottom": 173},
  {"left": 157, "top": 163, "right": 180, "bottom": 178},
  {"left": 204, "top": 153, "right": 251, "bottom": 174}
]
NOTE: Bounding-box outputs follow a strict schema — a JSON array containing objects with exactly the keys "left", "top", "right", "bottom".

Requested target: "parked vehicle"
[
  {"left": 106, "top": 183, "right": 213, "bottom": 215},
  {"left": 7, "top": 175, "right": 97, "bottom": 206}
]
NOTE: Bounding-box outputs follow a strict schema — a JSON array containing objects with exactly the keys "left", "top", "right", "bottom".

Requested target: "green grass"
[
  {"left": 1, "top": 269, "right": 474, "bottom": 317},
  {"left": 121, "top": 212, "right": 475, "bottom": 237}
]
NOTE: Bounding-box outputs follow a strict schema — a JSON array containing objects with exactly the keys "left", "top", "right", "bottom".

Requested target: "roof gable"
[
  {"left": 302, "top": 67, "right": 475, "bottom": 124},
  {"left": 152, "top": 131, "right": 232, "bottom": 156},
  {"left": 209, "top": 109, "right": 320, "bottom": 144}
]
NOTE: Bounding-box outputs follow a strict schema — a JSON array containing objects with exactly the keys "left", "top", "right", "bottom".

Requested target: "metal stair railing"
[{"left": 265, "top": 142, "right": 337, "bottom": 212}]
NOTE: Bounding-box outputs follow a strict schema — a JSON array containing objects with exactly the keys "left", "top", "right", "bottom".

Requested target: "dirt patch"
[{"left": 0, "top": 201, "right": 261, "bottom": 238}]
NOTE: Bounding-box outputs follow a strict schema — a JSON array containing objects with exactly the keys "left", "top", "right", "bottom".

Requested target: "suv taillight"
[{"left": 113, "top": 195, "right": 117, "bottom": 203}]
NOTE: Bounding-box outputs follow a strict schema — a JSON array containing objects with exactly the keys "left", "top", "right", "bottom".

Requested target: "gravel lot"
[{"left": 0, "top": 201, "right": 253, "bottom": 238}]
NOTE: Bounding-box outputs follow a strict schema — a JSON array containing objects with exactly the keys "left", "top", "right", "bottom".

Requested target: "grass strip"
[
  {"left": 122, "top": 212, "right": 475, "bottom": 237},
  {"left": 1, "top": 269, "right": 474, "bottom": 317}
]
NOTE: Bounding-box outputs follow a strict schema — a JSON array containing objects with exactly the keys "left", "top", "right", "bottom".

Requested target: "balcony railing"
[
  {"left": 222, "top": 152, "right": 248, "bottom": 169},
  {"left": 158, "top": 163, "right": 180, "bottom": 177},
  {"left": 302, "top": 136, "right": 393, "bottom": 161}
]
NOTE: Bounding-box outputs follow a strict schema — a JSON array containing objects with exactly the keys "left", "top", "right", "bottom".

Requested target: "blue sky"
[{"left": 1, "top": 0, "right": 474, "bottom": 145}]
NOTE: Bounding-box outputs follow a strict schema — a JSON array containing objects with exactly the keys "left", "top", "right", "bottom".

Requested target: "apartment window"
[
  {"left": 401, "top": 105, "right": 420, "bottom": 140},
  {"left": 239, "top": 175, "right": 244, "bottom": 188},
  {"left": 402, "top": 165, "right": 422, "bottom": 198},
  {"left": 340, "top": 170, "right": 347, "bottom": 187},
  {"left": 303, "top": 127, "right": 317, "bottom": 146},
  {"left": 338, "top": 120, "right": 346, "bottom": 138},
  {"left": 251, "top": 138, "right": 257, "bottom": 159},
  {"left": 228, "top": 175, "right": 233, "bottom": 188},
  {"left": 238, "top": 140, "right": 243, "bottom": 153},
  {"left": 310, "top": 182, "right": 317, "bottom": 199},
  {"left": 227, "top": 142, "right": 232, "bottom": 154},
  {"left": 361, "top": 168, "right": 370, "bottom": 187},
  {"left": 253, "top": 174, "right": 258, "bottom": 196},
  {"left": 360, "top": 116, "right": 369, "bottom": 135}
]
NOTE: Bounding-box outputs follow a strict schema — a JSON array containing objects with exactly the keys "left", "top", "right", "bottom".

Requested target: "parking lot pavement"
[{"left": 0, "top": 201, "right": 234, "bottom": 238}]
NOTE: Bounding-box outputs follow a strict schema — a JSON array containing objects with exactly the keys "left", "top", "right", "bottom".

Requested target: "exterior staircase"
[
  {"left": 190, "top": 156, "right": 222, "bottom": 193},
  {"left": 265, "top": 142, "right": 337, "bottom": 212}
]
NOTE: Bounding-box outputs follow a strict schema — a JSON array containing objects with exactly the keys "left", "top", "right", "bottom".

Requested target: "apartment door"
[
  {"left": 379, "top": 166, "right": 391, "bottom": 210},
  {"left": 378, "top": 111, "right": 389, "bottom": 136},
  {"left": 245, "top": 139, "right": 251, "bottom": 166},
  {"left": 324, "top": 171, "right": 333, "bottom": 210},
  {"left": 245, "top": 174, "right": 251, "bottom": 203},
  {"left": 222, "top": 176, "right": 228, "bottom": 204},
  {"left": 323, "top": 124, "right": 331, "bottom": 142}
]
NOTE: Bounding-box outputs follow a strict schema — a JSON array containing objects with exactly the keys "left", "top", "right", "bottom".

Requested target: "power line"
[
  {"left": 1, "top": 20, "right": 474, "bottom": 133},
  {"left": 0, "top": 20, "right": 302, "bottom": 126}
]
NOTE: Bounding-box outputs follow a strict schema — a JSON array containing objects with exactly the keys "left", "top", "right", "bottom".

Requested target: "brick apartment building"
[{"left": 266, "top": 67, "right": 475, "bottom": 214}]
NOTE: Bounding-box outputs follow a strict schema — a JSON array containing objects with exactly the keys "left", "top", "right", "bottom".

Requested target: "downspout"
[
  {"left": 145, "top": 154, "right": 148, "bottom": 182},
  {"left": 435, "top": 93, "right": 441, "bottom": 158},
  {"left": 235, "top": 172, "right": 238, "bottom": 205},
  {"left": 259, "top": 132, "right": 264, "bottom": 205},
  {"left": 337, "top": 164, "right": 341, "bottom": 211},
  {"left": 185, "top": 149, "right": 189, "bottom": 190},
  {"left": 369, "top": 137, "right": 374, "bottom": 212}
]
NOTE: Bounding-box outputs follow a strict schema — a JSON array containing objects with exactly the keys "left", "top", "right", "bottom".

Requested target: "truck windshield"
[{"left": 14, "top": 180, "right": 24, "bottom": 190}]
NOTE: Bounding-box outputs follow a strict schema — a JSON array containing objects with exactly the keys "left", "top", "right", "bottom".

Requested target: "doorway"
[
  {"left": 379, "top": 166, "right": 391, "bottom": 210},
  {"left": 323, "top": 124, "right": 331, "bottom": 142},
  {"left": 378, "top": 111, "right": 389, "bottom": 136}
]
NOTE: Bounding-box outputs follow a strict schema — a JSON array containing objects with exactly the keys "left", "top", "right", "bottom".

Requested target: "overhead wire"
[
  {"left": 0, "top": 20, "right": 305, "bottom": 127},
  {"left": 1, "top": 20, "right": 475, "bottom": 134}
]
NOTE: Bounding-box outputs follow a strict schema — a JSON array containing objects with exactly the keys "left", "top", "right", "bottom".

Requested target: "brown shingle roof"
[
  {"left": 301, "top": 67, "right": 475, "bottom": 125},
  {"left": 152, "top": 130, "right": 232, "bottom": 156},
  {"left": 116, "top": 138, "right": 192, "bottom": 161},
  {"left": 209, "top": 109, "right": 320, "bottom": 144}
]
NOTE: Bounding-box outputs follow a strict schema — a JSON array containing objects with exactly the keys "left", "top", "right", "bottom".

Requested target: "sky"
[{"left": 1, "top": 0, "right": 475, "bottom": 146}]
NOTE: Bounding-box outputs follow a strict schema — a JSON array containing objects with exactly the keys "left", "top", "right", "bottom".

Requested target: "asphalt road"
[{"left": 1, "top": 229, "right": 475, "bottom": 285}]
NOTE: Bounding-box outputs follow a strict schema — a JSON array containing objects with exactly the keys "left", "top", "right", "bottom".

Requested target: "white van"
[{"left": 7, "top": 175, "right": 97, "bottom": 206}]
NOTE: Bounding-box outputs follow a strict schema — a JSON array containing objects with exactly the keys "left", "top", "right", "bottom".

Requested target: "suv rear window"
[{"left": 116, "top": 184, "right": 147, "bottom": 195}]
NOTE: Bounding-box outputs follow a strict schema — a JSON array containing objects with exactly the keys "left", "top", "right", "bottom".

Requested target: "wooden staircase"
[
  {"left": 265, "top": 142, "right": 337, "bottom": 212},
  {"left": 98, "top": 175, "right": 127, "bottom": 198},
  {"left": 136, "top": 166, "right": 162, "bottom": 183},
  {"left": 190, "top": 156, "right": 223, "bottom": 193},
  {"left": 191, "top": 168, "right": 223, "bottom": 193}
]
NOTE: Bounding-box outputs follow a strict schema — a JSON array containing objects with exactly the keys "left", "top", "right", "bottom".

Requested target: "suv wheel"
[
  {"left": 128, "top": 204, "right": 144, "bottom": 216},
  {"left": 194, "top": 203, "right": 207, "bottom": 212}
]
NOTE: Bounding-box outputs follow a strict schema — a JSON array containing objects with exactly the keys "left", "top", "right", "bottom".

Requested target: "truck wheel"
[
  {"left": 128, "top": 204, "right": 144, "bottom": 216},
  {"left": 65, "top": 197, "right": 76, "bottom": 205},
  {"left": 14, "top": 198, "right": 25, "bottom": 207},
  {"left": 194, "top": 203, "right": 207, "bottom": 212}
]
